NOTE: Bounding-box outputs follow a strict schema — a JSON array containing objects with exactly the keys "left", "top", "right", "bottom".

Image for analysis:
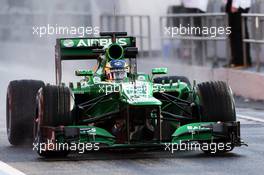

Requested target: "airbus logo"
[
  {"left": 61, "top": 38, "right": 130, "bottom": 48},
  {"left": 76, "top": 38, "right": 127, "bottom": 47}
]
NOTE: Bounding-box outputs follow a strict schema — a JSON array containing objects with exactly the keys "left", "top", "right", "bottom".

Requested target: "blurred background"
[
  {"left": 1, "top": 2, "right": 264, "bottom": 174},
  {"left": 1, "top": 0, "right": 264, "bottom": 121}
]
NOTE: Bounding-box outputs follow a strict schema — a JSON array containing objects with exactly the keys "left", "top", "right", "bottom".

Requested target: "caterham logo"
[{"left": 63, "top": 39, "right": 74, "bottom": 47}]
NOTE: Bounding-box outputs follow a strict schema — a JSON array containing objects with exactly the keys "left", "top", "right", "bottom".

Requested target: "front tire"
[
  {"left": 34, "top": 85, "right": 74, "bottom": 158},
  {"left": 197, "top": 81, "right": 236, "bottom": 154},
  {"left": 197, "top": 81, "right": 236, "bottom": 122}
]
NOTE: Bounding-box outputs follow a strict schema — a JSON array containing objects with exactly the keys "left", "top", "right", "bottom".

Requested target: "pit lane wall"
[
  {"left": 174, "top": 66, "right": 264, "bottom": 100},
  {"left": 140, "top": 59, "right": 264, "bottom": 101},
  {"left": 191, "top": 67, "right": 264, "bottom": 100}
]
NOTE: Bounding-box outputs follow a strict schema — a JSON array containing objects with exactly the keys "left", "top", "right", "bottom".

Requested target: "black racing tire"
[
  {"left": 197, "top": 81, "right": 236, "bottom": 154},
  {"left": 154, "top": 76, "right": 191, "bottom": 86},
  {"left": 37, "top": 85, "right": 74, "bottom": 127},
  {"left": 6, "top": 80, "right": 44, "bottom": 145},
  {"left": 34, "top": 85, "right": 74, "bottom": 158},
  {"left": 197, "top": 81, "right": 236, "bottom": 122}
]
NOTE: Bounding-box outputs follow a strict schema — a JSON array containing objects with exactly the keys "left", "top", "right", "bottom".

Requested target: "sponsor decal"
[
  {"left": 63, "top": 39, "right": 74, "bottom": 47},
  {"left": 76, "top": 38, "right": 127, "bottom": 47},
  {"left": 137, "top": 75, "right": 146, "bottom": 81},
  {"left": 80, "top": 128, "right": 96, "bottom": 135},
  {"left": 61, "top": 38, "right": 129, "bottom": 48}
]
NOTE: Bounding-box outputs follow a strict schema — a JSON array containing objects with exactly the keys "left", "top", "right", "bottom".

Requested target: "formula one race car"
[{"left": 6, "top": 32, "right": 245, "bottom": 157}]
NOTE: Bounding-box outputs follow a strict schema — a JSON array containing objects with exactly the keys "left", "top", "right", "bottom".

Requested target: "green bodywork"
[{"left": 50, "top": 33, "right": 237, "bottom": 149}]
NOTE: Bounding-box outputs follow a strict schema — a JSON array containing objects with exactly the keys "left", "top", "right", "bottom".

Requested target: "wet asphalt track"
[{"left": 0, "top": 59, "right": 264, "bottom": 175}]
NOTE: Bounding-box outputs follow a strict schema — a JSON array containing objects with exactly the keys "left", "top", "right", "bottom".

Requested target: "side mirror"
[
  {"left": 152, "top": 68, "right": 168, "bottom": 75},
  {"left": 124, "top": 47, "right": 138, "bottom": 58},
  {"left": 75, "top": 70, "right": 94, "bottom": 76}
]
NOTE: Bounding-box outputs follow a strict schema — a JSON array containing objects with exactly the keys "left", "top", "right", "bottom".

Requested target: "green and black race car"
[{"left": 6, "top": 32, "right": 245, "bottom": 157}]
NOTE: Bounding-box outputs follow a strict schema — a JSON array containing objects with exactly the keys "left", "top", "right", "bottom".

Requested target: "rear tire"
[
  {"left": 6, "top": 80, "right": 44, "bottom": 145},
  {"left": 34, "top": 85, "right": 74, "bottom": 157},
  {"left": 154, "top": 76, "right": 191, "bottom": 85}
]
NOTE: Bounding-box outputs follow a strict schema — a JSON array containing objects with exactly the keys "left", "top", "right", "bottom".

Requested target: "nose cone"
[
  {"left": 125, "top": 96, "right": 162, "bottom": 106},
  {"left": 120, "top": 81, "right": 162, "bottom": 106}
]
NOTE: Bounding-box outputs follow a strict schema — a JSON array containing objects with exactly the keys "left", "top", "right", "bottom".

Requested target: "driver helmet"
[{"left": 105, "top": 59, "right": 128, "bottom": 81}]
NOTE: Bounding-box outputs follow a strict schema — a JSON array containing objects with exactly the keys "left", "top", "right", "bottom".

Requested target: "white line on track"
[
  {"left": 237, "top": 114, "right": 264, "bottom": 123},
  {"left": 0, "top": 161, "right": 26, "bottom": 175}
]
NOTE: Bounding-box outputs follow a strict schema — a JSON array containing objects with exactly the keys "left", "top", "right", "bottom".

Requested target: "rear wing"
[
  {"left": 56, "top": 36, "right": 136, "bottom": 60},
  {"left": 55, "top": 35, "right": 136, "bottom": 84}
]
